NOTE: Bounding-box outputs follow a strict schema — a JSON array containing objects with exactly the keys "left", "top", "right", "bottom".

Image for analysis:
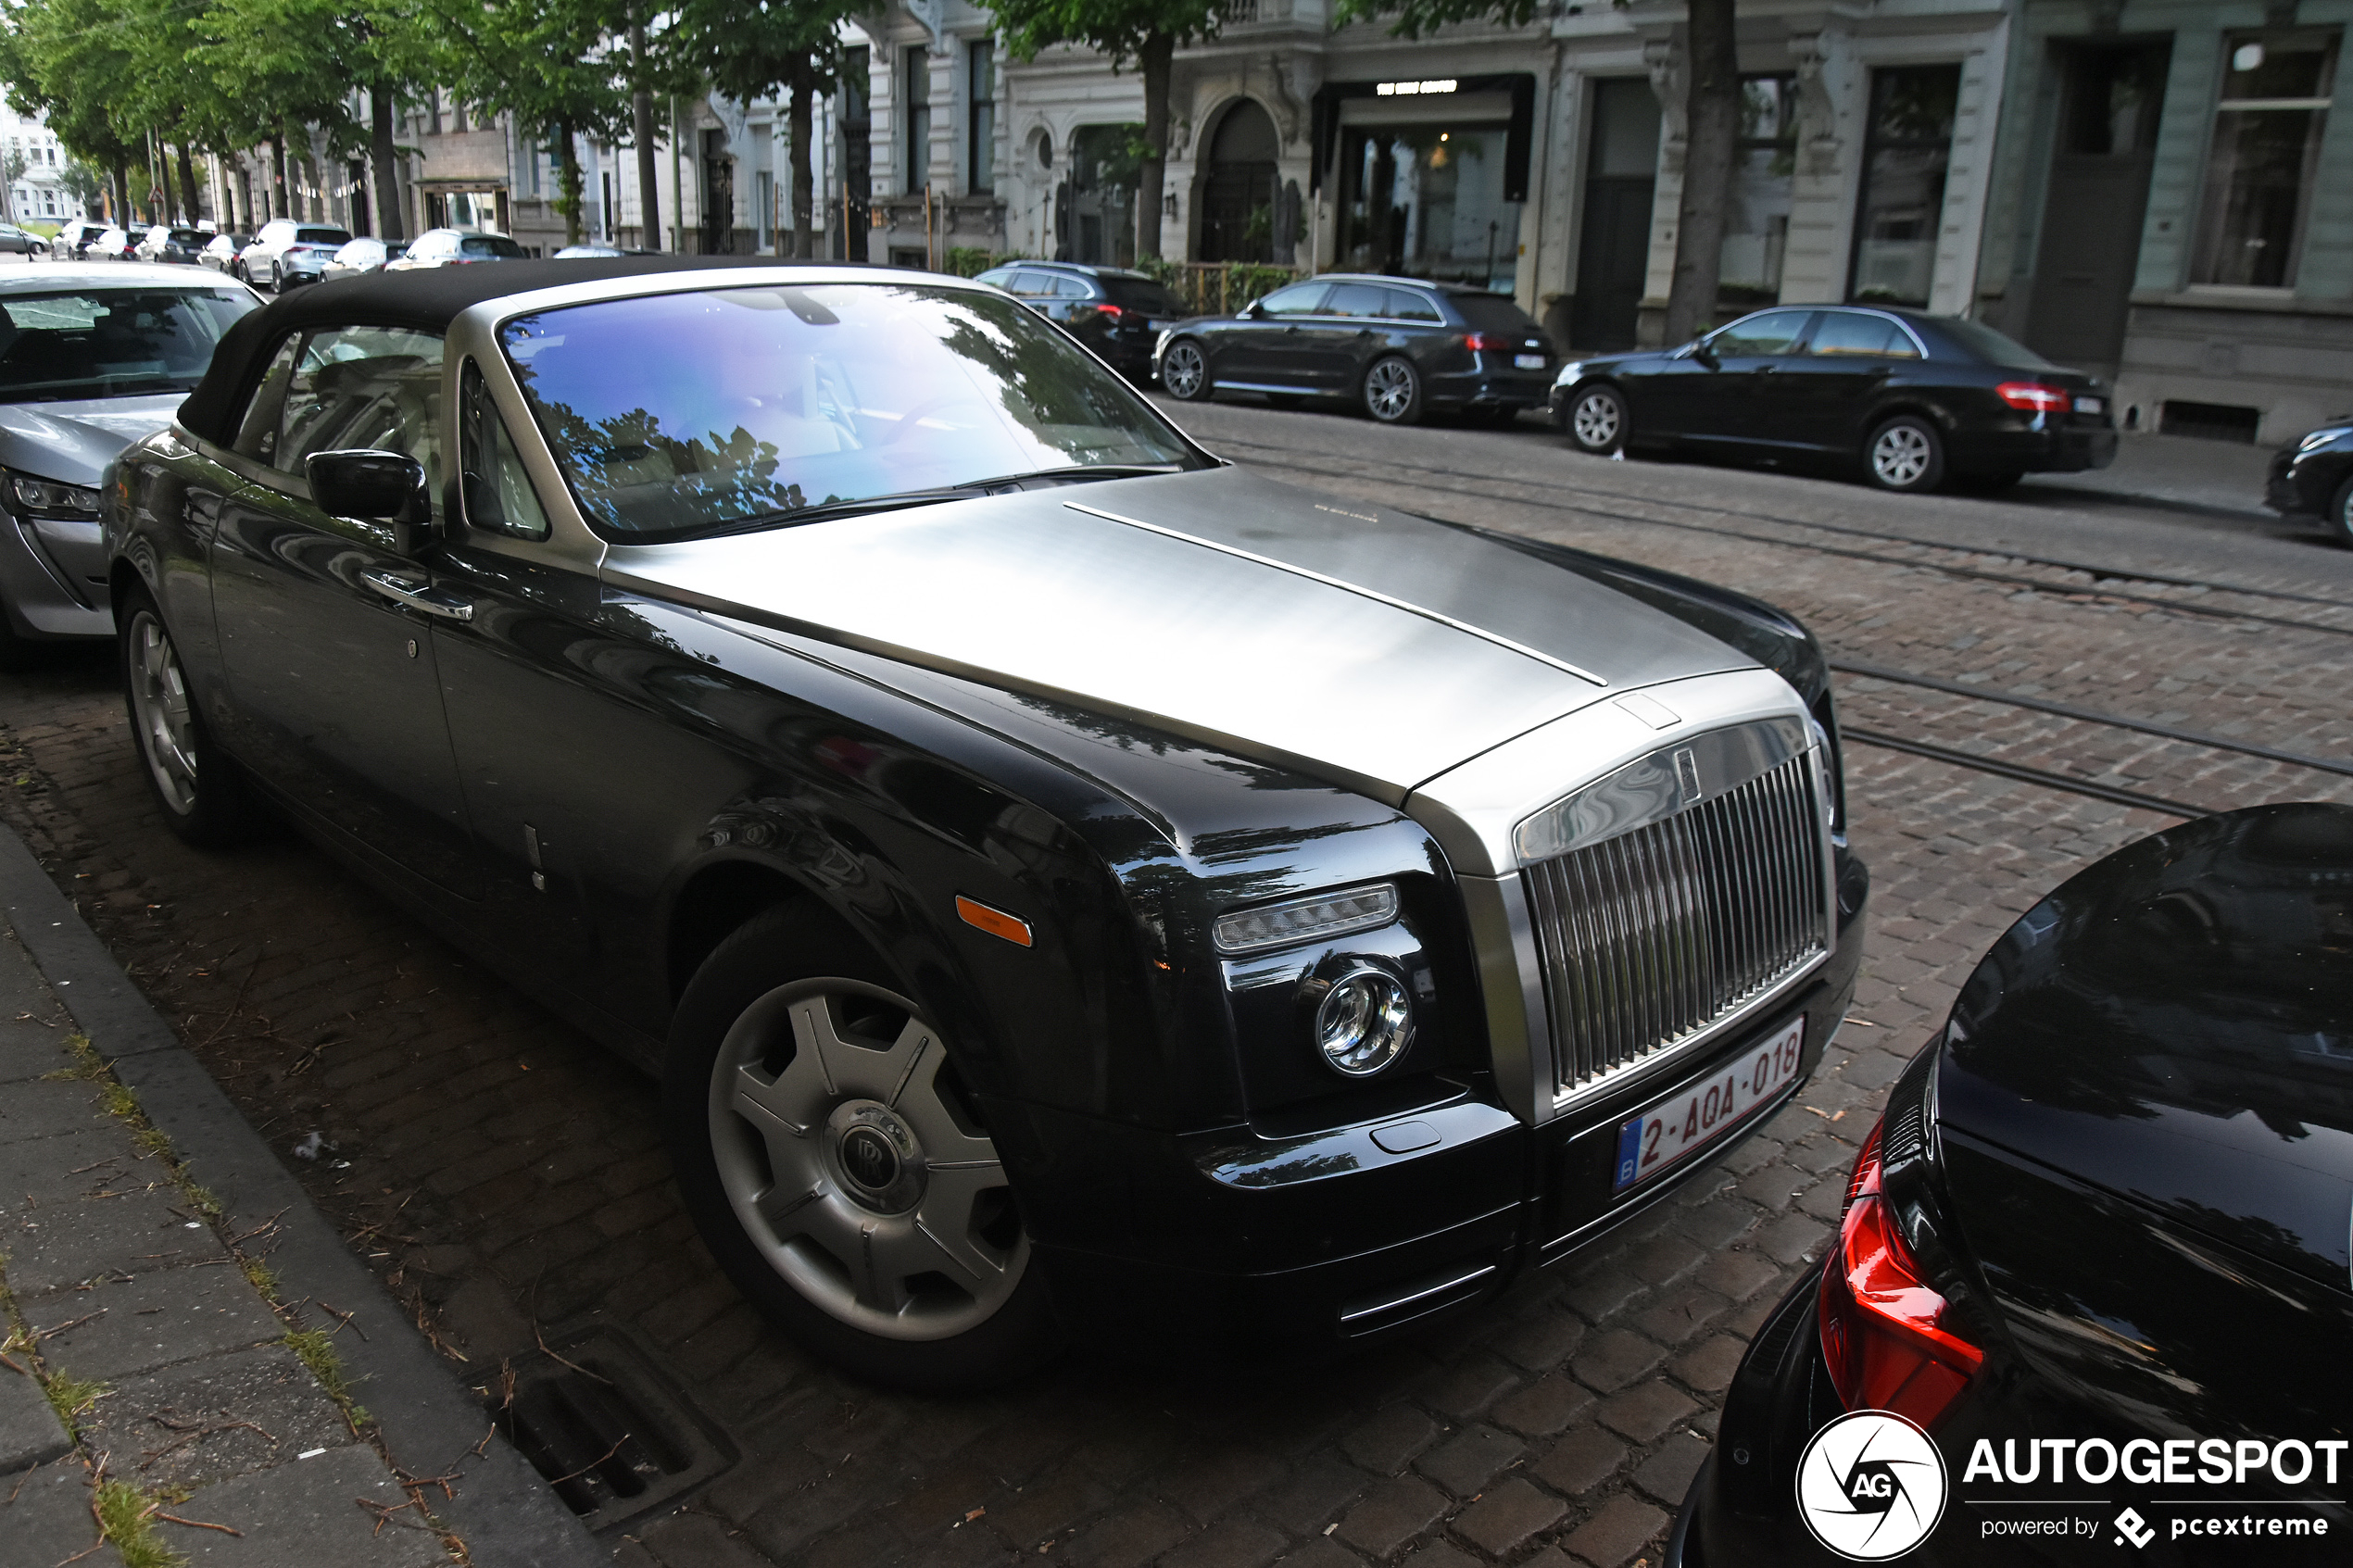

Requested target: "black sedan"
[
  {"left": 1672, "top": 802, "right": 2353, "bottom": 1566},
  {"left": 107, "top": 257, "right": 1862, "bottom": 1391},
  {"left": 972, "top": 260, "right": 1188, "bottom": 383},
  {"left": 1553, "top": 306, "right": 2118, "bottom": 495},
  {"left": 1154, "top": 274, "right": 1556, "bottom": 425},
  {"left": 2266, "top": 420, "right": 2353, "bottom": 544}
]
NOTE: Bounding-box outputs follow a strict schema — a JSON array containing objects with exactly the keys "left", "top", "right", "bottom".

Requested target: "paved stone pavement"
[{"left": 0, "top": 405, "right": 2345, "bottom": 1568}]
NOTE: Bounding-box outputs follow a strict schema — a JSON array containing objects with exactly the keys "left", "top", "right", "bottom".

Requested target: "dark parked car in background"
[
  {"left": 386, "top": 228, "right": 529, "bottom": 270},
  {"left": 1671, "top": 802, "right": 2353, "bottom": 1566},
  {"left": 107, "top": 257, "right": 1862, "bottom": 1391},
  {"left": 1552, "top": 306, "right": 2118, "bottom": 495},
  {"left": 1155, "top": 275, "right": 1557, "bottom": 425},
  {"left": 973, "top": 261, "right": 1188, "bottom": 382},
  {"left": 0, "top": 265, "right": 258, "bottom": 663},
  {"left": 2267, "top": 418, "right": 2352, "bottom": 543},
  {"left": 133, "top": 225, "right": 208, "bottom": 265},
  {"left": 201, "top": 232, "right": 254, "bottom": 273}
]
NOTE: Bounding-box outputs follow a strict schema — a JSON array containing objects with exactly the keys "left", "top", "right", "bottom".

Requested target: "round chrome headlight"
[{"left": 1315, "top": 969, "right": 1413, "bottom": 1077}]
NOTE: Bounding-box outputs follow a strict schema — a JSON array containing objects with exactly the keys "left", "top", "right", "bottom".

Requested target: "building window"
[
  {"left": 2192, "top": 30, "right": 2339, "bottom": 288},
  {"left": 969, "top": 41, "right": 995, "bottom": 195},
  {"left": 905, "top": 45, "right": 931, "bottom": 194},
  {"left": 1849, "top": 64, "right": 1961, "bottom": 307},
  {"left": 1721, "top": 74, "right": 1797, "bottom": 305}
]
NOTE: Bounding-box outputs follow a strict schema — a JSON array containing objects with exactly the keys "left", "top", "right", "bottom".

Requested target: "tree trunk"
[
  {"left": 631, "top": 23, "right": 661, "bottom": 252},
  {"left": 1664, "top": 0, "right": 1740, "bottom": 345},
  {"left": 176, "top": 144, "right": 199, "bottom": 224},
  {"left": 671, "top": 96, "right": 686, "bottom": 253},
  {"left": 787, "top": 59, "right": 815, "bottom": 257},
  {"left": 371, "top": 82, "right": 404, "bottom": 241},
  {"left": 270, "top": 131, "right": 288, "bottom": 220},
  {"left": 1137, "top": 31, "right": 1174, "bottom": 260},
  {"left": 108, "top": 167, "right": 126, "bottom": 224},
  {"left": 558, "top": 120, "right": 584, "bottom": 245}
]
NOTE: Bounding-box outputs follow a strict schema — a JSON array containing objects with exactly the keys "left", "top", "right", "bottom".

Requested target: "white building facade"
[{"left": 4, "top": 105, "right": 87, "bottom": 225}]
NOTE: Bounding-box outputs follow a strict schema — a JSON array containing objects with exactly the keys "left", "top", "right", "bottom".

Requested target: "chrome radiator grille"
[{"left": 1524, "top": 750, "right": 1829, "bottom": 1097}]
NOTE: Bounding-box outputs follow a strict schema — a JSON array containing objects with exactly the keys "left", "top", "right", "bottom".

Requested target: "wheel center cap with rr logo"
[{"left": 825, "top": 1100, "right": 925, "bottom": 1214}]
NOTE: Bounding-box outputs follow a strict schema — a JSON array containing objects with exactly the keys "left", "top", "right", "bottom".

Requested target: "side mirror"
[
  {"left": 1691, "top": 340, "right": 1720, "bottom": 368},
  {"left": 305, "top": 448, "right": 430, "bottom": 550},
  {"left": 1239, "top": 299, "right": 1263, "bottom": 320}
]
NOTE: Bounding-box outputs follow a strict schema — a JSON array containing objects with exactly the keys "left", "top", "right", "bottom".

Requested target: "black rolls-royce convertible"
[
  {"left": 1672, "top": 803, "right": 2353, "bottom": 1565},
  {"left": 108, "top": 259, "right": 1867, "bottom": 1389}
]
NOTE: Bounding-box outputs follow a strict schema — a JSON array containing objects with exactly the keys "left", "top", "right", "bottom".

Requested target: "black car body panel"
[
  {"left": 1555, "top": 306, "right": 2119, "bottom": 480},
  {"left": 975, "top": 261, "right": 1188, "bottom": 380},
  {"left": 1153, "top": 274, "right": 1557, "bottom": 413},
  {"left": 2267, "top": 422, "right": 2353, "bottom": 527},
  {"left": 1680, "top": 804, "right": 2353, "bottom": 1564},
  {"left": 110, "top": 260, "right": 1865, "bottom": 1355}
]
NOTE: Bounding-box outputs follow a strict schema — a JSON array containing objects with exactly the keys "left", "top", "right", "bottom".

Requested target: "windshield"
[
  {"left": 462, "top": 235, "right": 525, "bottom": 258},
  {"left": 0, "top": 287, "right": 258, "bottom": 401},
  {"left": 1933, "top": 316, "right": 2057, "bottom": 370},
  {"left": 296, "top": 228, "right": 351, "bottom": 247},
  {"left": 500, "top": 282, "right": 1204, "bottom": 542}
]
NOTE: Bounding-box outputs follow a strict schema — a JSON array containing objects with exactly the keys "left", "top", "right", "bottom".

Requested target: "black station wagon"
[{"left": 108, "top": 258, "right": 1865, "bottom": 1389}]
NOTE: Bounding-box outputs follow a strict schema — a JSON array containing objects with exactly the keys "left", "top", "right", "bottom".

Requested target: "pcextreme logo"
[{"left": 1797, "top": 1411, "right": 1950, "bottom": 1561}]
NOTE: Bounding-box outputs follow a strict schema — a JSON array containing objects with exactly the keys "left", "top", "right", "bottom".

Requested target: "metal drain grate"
[{"left": 483, "top": 1323, "right": 736, "bottom": 1529}]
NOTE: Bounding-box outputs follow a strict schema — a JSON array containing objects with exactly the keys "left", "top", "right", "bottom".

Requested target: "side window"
[
  {"left": 1051, "top": 275, "right": 1092, "bottom": 299},
  {"left": 459, "top": 361, "right": 550, "bottom": 541},
  {"left": 1323, "top": 282, "right": 1391, "bottom": 319},
  {"left": 232, "top": 334, "right": 303, "bottom": 464},
  {"left": 272, "top": 325, "right": 446, "bottom": 517},
  {"left": 1708, "top": 309, "right": 1816, "bottom": 357},
  {"left": 1807, "top": 312, "right": 1901, "bottom": 358},
  {"left": 1256, "top": 282, "right": 1330, "bottom": 318},
  {"left": 1387, "top": 289, "right": 1444, "bottom": 322}
]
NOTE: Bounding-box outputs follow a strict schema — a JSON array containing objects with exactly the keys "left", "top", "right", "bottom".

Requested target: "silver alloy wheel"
[
  {"left": 127, "top": 609, "right": 198, "bottom": 815},
  {"left": 1162, "top": 340, "right": 1205, "bottom": 398},
  {"left": 1365, "top": 358, "right": 1417, "bottom": 421},
  {"left": 707, "top": 979, "right": 1026, "bottom": 1341},
  {"left": 1871, "top": 423, "right": 1933, "bottom": 488},
  {"left": 1572, "top": 389, "right": 1621, "bottom": 448}
]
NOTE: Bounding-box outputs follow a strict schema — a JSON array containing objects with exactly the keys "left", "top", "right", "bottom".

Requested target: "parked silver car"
[
  {"left": 321, "top": 236, "right": 404, "bottom": 282},
  {"left": 240, "top": 219, "right": 352, "bottom": 292},
  {"left": 0, "top": 264, "right": 260, "bottom": 662},
  {"left": 200, "top": 232, "right": 253, "bottom": 273},
  {"left": 384, "top": 228, "right": 527, "bottom": 270}
]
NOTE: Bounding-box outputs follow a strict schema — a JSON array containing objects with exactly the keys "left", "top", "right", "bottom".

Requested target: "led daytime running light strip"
[{"left": 1214, "top": 884, "right": 1400, "bottom": 956}]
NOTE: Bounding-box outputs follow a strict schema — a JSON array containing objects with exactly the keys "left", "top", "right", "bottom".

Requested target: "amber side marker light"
[
  {"left": 955, "top": 896, "right": 1032, "bottom": 947},
  {"left": 1818, "top": 1118, "right": 1984, "bottom": 1429}
]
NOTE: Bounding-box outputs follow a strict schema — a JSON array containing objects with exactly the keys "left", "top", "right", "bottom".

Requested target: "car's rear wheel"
[
  {"left": 1563, "top": 384, "right": 1628, "bottom": 455},
  {"left": 1863, "top": 414, "right": 1945, "bottom": 493},
  {"left": 1160, "top": 339, "right": 1210, "bottom": 400},
  {"left": 119, "top": 587, "right": 258, "bottom": 846},
  {"left": 665, "top": 904, "right": 1058, "bottom": 1392},
  {"left": 1363, "top": 356, "right": 1425, "bottom": 424},
  {"left": 269, "top": 262, "right": 283, "bottom": 293},
  {"left": 2329, "top": 475, "right": 2353, "bottom": 546}
]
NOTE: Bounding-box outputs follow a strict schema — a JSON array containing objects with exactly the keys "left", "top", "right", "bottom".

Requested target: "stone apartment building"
[{"left": 4, "top": 105, "right": 86, "bottom": 225}]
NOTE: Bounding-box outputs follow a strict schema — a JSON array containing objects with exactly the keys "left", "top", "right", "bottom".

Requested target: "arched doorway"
[{"left": 1200, "top": 100, "right": 1278, "bottom": 262}]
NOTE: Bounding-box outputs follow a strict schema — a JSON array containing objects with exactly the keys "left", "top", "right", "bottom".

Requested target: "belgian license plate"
[
  {"left": 1514, "top": 353, "right": 1546, "bottom": 370},
  {"left": 1613, "top": 1018, "right": 1805, "bottom": 1192},
  {"left": 2075, "top": 395, "right": 2105, "bottom": 415}
]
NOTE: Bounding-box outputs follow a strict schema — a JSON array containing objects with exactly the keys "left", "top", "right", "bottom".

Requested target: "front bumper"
[
  {"left": 1021, "top": 847, "right": 1868, "bottom": 1353},
  {"left": 0, "top": 509, "right": 112, "bottom": 642}
]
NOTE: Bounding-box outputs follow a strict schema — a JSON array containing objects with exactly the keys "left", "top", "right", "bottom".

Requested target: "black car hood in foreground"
[
  {"left": 605, "top": 465, "right": 1756, "bottom": 805},
  {"left": 1939, "top": 803, "right": 2353, "bottom": 1292}
]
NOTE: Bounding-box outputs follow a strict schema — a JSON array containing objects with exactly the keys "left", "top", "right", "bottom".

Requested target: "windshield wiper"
[
  {"left": 667, "top": 484, "right": 995, "bottom": 542},
  {"left": 967, "top": 463, "right": 1187, "bottom": 486}
]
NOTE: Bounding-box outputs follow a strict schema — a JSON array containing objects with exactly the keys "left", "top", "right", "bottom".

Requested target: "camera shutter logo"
[{"left": 1796, "top": 1411, "right": 1948, "bottom": 1560}]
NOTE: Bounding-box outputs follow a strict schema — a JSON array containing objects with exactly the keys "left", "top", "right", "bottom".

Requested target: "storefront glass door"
[{"left": 1339, "top": 124, "right": 1521, "bottom": 290}]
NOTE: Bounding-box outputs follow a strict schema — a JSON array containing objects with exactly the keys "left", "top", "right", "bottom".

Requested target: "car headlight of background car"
[
  {"left": 2297, "top": 425, "right": 2352, "bottom": 453},
  {"left": 7, "top": 472, "right": 101, "bottom": 516},
  {"left": 1554, "top": 361, "right": 1586, "bottom": 388}
]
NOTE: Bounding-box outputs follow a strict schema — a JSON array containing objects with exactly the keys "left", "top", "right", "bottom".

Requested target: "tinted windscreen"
[
  {"left": 296, "top": 228, "right": 352, "bottom": 246},
  {"left": 1451, "top": 294, "right": 1543, "bottom": 334},
  {"left": 501, "top": 282, "right": 1202, "bottom": 541},
  {"left": 1101, "top": 278, "right": 1184, "bottom": 314},
  {"left": 1933, "top": 317, "right": 2056, "bottom": 370},
  {"left": 0, "top": 288, "right": 258, "bottom": 400},
  {"left": 462, "top": 235, "right": 526, "bottom": 258}
]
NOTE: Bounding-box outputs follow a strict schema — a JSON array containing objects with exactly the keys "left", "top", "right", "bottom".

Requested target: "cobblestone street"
[{"left": 3, "top": 407, "right": 2347, "bottom": 1568}]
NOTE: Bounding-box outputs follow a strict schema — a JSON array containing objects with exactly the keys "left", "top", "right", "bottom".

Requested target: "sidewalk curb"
[{"left": 0, "top": 822, "right": 606, "bottom": 1568}]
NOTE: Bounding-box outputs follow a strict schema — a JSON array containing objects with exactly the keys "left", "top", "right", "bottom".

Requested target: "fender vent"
[{"left": 482, "top": 1324, "right": 736, "bottom": 1529}]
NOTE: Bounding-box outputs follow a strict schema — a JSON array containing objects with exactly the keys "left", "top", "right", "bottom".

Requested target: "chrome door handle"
[{"left": 360, "top": 568, "right": 474, "bottom": 621}]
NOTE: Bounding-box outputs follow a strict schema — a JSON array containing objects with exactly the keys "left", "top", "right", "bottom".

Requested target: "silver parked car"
[
  {"left": 0, "top": 264, "right": 260, "bottom": 663},
  {"left": 201, "top": 232, "right": 253, "bottom": 273},
  {"left": 241, "top": 219, "right": 352, "bottom": 292},
  {"left": 321, "top": 236, "right": 404, "bottom": 282}
]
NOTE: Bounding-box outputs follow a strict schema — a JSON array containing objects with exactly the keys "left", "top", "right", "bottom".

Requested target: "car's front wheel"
[
  {"left": 2329, "top": 475, "right": 2353, "bottom": 546},
  {"left": 1160, "top": 339, "right": 1210, "bottom": 400},
  {"left": 665, "top": 903, "right": 1058, "bottom": 1392},
  {"left": 1562, "top": 383, "right": 1628, "bottom": 455},
  {"left": 1363, "top": 356, "right": 1424, "bottom": 424},
  {"left": 119, "top": 586, "right": 258, "bottom": 846},
  {"left": 269, "top": 262, "right": 283, "bottom": 293},
  {"left": 1863, "top": 414, "right": 1945, "bottom": 493}
]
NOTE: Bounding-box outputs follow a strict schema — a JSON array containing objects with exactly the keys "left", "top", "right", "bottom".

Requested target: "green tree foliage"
[
  {"left": 429, "top": 0, "right": 630, "bottom": 245},
  {"left": 669, "top": 0, "right": 861, "bottom": 256},
  {"left": 986, "top": 0, "right": 1229, "bottom": 260}
]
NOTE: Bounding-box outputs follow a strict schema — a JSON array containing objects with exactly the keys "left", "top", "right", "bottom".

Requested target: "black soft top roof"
[{"left": 178, "top": 256, "right": 874, "bottom": 445}]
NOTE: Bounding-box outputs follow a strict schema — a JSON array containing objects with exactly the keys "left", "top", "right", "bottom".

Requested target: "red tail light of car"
[
  {"left": 1464, "top": 332, "right": 1512, "bottom": 353},
  {"left": 1995, "top": 382, "right": 2070, "bottom": 415},
  {"left": 1818, "top": 1119, "right": 1983, "bottom": 1429}
]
